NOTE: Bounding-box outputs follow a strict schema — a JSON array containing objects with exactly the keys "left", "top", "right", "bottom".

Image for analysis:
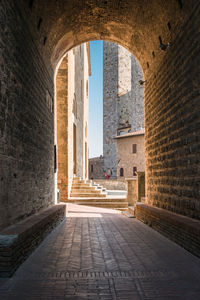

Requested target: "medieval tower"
[{"left": 103, "top": 41, "right": 144, "bottom": 178}]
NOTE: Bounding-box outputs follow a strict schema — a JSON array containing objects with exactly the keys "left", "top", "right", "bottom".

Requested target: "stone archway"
[{"left": 0, "top": 0, "right": 199, "bottom": 231}]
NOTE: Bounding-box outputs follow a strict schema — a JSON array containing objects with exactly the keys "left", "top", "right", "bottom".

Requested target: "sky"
[{"left": 89, "top": 40, "right": 103, "bottom": 158}]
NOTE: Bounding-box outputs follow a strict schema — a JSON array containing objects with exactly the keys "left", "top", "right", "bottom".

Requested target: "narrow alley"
[{"left": 1, "top": 204, "right": 200, "bottom": 300}]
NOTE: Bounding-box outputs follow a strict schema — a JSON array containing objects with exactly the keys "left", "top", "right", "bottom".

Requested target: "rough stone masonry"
[{"left": 103, "top": 42, "right": 144, "bottom": 178}]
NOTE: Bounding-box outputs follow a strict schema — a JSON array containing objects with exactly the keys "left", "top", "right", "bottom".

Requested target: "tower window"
[
  {"left": 120, "top": 168, "right": 124, "bottom": 177},
  {"left": 91, "top": 165, "right": 93, "bottom": 173},
  {"left": 132, "top": 144, "right": 137, "bottom": 153}
]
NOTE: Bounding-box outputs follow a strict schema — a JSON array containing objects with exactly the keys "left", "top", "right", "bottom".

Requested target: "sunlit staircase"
[{"left": 68, "top": 176, "right": 128, "bottom": 210}]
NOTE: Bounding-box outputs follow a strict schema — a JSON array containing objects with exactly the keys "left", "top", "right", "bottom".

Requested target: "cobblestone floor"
[{"left": 1, "top": 204, "right": 200, "bottom": 299}]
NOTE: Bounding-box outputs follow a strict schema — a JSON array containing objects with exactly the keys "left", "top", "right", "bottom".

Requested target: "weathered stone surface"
[
  {"left": 1, "top": 204, "right": 200, "bottom": 299},
  {"left": 92, "top": 179, "right": 126, "bottom": 191},
  {"left": 89, "top": 156, "right": 104, "bottom": 179},
  {"left": 145, "top": 3, "right": 200, "bottom": 219},
  {"left": 0, "top": 204, "right": 66, "bottom": 277},
  {"left": 103, "top": 42, "right": 144, "bottom": 177},
  {"left": 0, "top": 0, "right": 55, "bottom": 230},
  {"left": 56, "top": 44, "right": 90, "bottom": 201},
  {"left": 56, "top": 55, "right": 69, "bottom": 201},
  {"left": 136, "top": 203, "right": 200, "bottom": 258}
]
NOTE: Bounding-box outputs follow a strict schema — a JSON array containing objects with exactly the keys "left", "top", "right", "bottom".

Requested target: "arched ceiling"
[{"left": 21, "top": 0, "right": 198, "bottom": 76}]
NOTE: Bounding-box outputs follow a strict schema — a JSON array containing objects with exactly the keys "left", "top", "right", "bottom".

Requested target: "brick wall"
[
  {"left": 0, "top": 0, "right": 55, "bottom": 230},
  {"left": 0, "top": 204, "right": 66, "bottom": 277},
  {"left": 136, "top": 203, "right": 200, "bottom": 258},
  {"left": 145, "top": 3, "right": 200, "bottom": 219}
]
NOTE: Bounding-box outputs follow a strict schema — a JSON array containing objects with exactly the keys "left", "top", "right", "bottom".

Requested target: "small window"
[
  {"left": 119, "top": 131, "right": 125, "bottom": 136},
  {"left": 133, "top": 167, "right": 137, "bottom": 176},
  {"left": 91, "top": 165, "right": 93, "bottom": 173},
  {"left": 120, "top": 168, "right": 124, "bottom": 177},
  {"left": 132, "top": 144, "right": 137, "bottom": 153}
]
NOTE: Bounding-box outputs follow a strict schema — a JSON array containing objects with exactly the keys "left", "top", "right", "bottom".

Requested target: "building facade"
[
  {"left": 115, "top": 129, "right": 145, "bottom": 179},
  {"left": 57, "top": 43, "right": 91, "bottom": 201},
  {"left": 103, "top": 42, "right": 144, "bottom": 178}
]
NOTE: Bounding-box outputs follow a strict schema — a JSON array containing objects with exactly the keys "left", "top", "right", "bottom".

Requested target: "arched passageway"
[{"left": 0, "top": 0, "right": 200, "bottom": 252}]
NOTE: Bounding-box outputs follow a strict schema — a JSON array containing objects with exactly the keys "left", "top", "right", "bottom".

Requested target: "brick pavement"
[{"left": 0, "top": 204, "right": 200, "bottom": 299}]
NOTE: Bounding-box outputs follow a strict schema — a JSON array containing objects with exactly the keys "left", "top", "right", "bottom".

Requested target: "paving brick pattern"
[{"left": 1, "top": 204, "right": 200, "bottom": 299}]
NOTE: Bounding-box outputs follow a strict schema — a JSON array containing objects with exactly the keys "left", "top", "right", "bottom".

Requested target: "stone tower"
[{"left": 103, "top": 41, "right": 144, "bottom": 178}]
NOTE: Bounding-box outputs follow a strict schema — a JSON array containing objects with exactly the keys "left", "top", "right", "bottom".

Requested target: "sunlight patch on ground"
[{"left": 65, "top": 203, "right": 121, "bottom": 216}]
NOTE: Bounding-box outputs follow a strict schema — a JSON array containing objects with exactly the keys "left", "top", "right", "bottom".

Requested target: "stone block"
[
  {"left": 0, "top": 204, "right": 66, "bottom": 277},
  {"left": 136, "top": 203, "right": 200, "bottom": 258}
]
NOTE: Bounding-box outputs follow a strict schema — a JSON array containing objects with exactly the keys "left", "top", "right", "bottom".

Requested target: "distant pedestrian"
[{"left": 107, "top": 168, "right": 112, "bottom": 179}]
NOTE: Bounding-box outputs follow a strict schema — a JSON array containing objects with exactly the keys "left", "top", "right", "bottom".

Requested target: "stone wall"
[
  {"left": 94, "top": 179, "right": 126, "bottom": 190},
  {"left": 0, "top": 204, "right": 66, "bottom": 277},
  {"left": 75, "top": 45, "right": 85, "bottom": 178},
  {"left": 103, "top": 42, "right": 118, "bottom": 178},
  {"left": 103, "top": 42, "right": 144, "bottom": 178},
  {"left": 57, "top": 55, "right": 69, "bottom": 202},
  {"left": 145, "top": 4, "right": 200, "bottom": 219},
  {"left": 57, "top": 43, "right": 90, "bottom": 201},
  {"left": 89, "top": 156, "right": 104, "bottom": 179},
  {"left": 0, "top": 0, "right": 55, "bottom": 230},
  {"left": 67, "top": 51, "right": 75, "bottom": 196},
  {"left": 136, "top": 203, "right": 200, "bottom": 258},
  {"left": 126, "top": 173, "right": 145, "bottom": 206},
  {"left": 126, "top": 179, "right": 137, "bottom": 206}
]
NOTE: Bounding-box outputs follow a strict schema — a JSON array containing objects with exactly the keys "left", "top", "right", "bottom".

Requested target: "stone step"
[
  {"left": 73, "top": 176, "right": 82, "bottom": 180},
  {"left": 70, "top": 193, "right": 107, "bottom": 198},
  {"left": 71, "top": 202, "right": 128, "bottom": 209},
  {"left": 117, "top": 208, "right": 128, "bottom": 211},
  {"left": 68, "top": 197, "right": 128, "bottom": 203},
  {"left": 72, "top": 183, "right": 92, "bottom": 188},
  {"left": 91, "top": 183, "right": 100, "bottom": 187},
  {"left": 128, "top": 206, "right": 135, "bottom": 216},
  {"left": 72, "top": 185, "right": 94, "bottom": 189},
  {"left": 71, "top": 188, "right": 102, "bottom": 194},
  {"left": 73, "top": 178, "right": 86, "bottom": 183},
  {"left": 121, "top": 211, "right": 135, "bottom": 218}
]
